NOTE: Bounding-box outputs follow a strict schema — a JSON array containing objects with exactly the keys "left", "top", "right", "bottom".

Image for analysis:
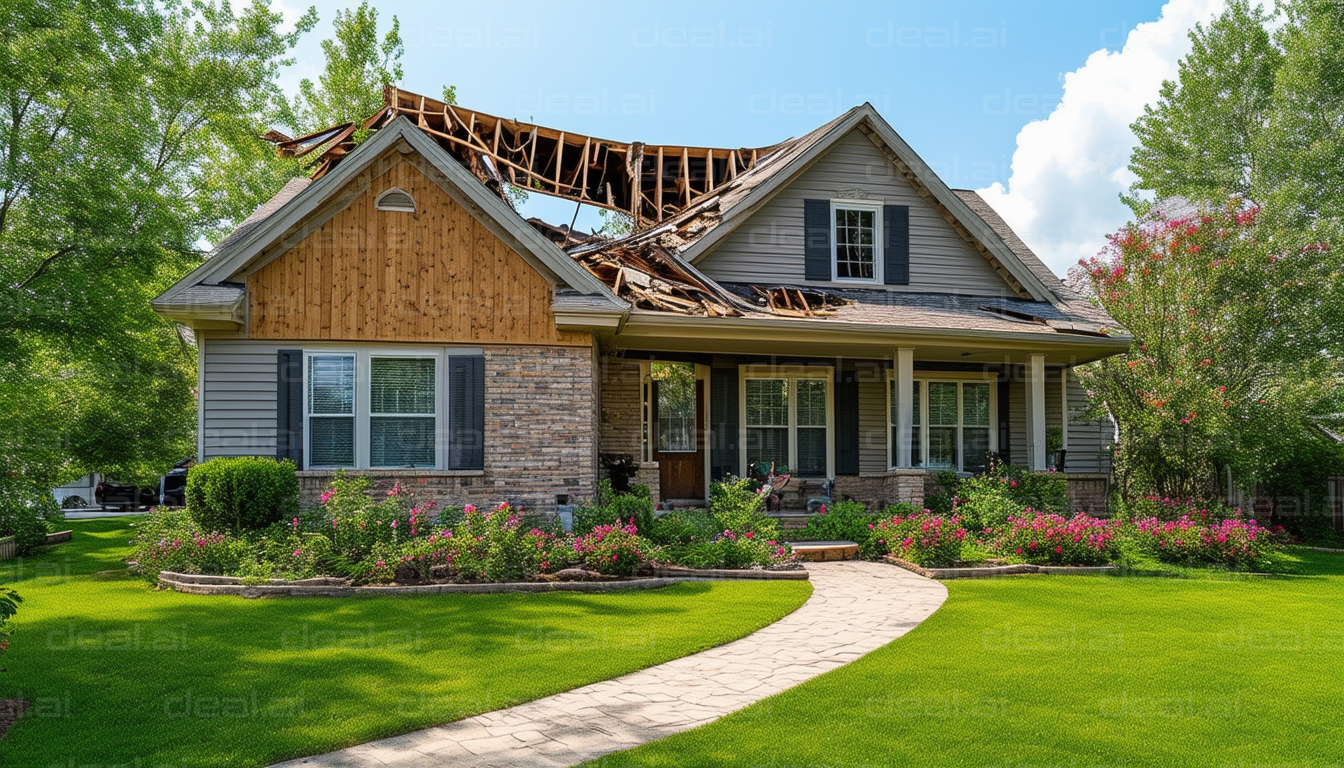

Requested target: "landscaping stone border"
[
  {"left": 884, "top": 557, "right": 1118, "bottom": 580},
  {"left": 158, "top": 568, "right": 809, "bottom": 599},
  {"left": 45, "top": 530, "right": 73, "bottom": 545}
]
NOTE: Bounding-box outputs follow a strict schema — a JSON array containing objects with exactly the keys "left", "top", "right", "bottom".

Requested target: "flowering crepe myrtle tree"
[{"left": 1073, "top": 201, "right": 1344, "bottom": 500}]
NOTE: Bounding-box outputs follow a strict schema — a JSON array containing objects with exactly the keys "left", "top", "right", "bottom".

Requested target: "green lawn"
[
  {"left": 586, "top": 549, "right": 1344, "bottom": 768},
  {"left": 0, "top": 518, "right": 812, "bottom": 767}
]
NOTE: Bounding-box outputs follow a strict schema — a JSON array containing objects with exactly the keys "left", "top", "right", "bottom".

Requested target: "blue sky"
[{"left": 273, "top": 0, "right": 1219, "bottom": 273}]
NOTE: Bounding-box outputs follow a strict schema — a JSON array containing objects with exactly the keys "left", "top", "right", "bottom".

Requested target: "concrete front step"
[{"left": 787, "top": 540, "right": 860, "bottom": 562}]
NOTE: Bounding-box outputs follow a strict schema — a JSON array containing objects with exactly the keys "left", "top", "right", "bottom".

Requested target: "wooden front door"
[{"left": 653, "top": 374, "right": 705, "bottom": 501}]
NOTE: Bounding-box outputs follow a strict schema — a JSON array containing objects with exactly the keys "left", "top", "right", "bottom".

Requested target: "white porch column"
[
  {"left": 1060, "top": 367, "right": 1070, "bottom": 452},
  {"left": 895, "top": 348, "right": 915, "bottom": 468},
  {"left": 1026, "top": 354, "right": 1047, "bottom": 471}
]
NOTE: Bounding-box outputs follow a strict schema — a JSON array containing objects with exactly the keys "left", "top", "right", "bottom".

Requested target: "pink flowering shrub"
[
  {"left": 571, "top": 520, "right": 645, "bottom": 576},
  {"left": 995, "top": 511, "right": 1119, "bottom": 566},
  {"left": 864, "top": 511, "right": 966, "bottom": 567},
  {"left": 1120, "top": 496, "right": 1234, "bottom": 523},
  {"left": 129, "top": 510, "right": 249, "bottom": 577},
  {"left": 320, "top": 473, "right": 433, "bottom": 564},
  {"left": 657, "top": 528, "right": 793, "bottom": 570},
  {"left": 1130, "top": 513, "right": 1282, "bottom": 570}
]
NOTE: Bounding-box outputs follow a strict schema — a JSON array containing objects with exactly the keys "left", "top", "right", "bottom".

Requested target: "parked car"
[
  {"left": 95, "top": 481, "right": 159, "bottom": 510},
  {"left": 158, "top": 458, "right": 194, "bottom": 507}
]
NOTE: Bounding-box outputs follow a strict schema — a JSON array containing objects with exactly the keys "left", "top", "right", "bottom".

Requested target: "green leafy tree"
[
  {"left": 1128, "top": 1, "right": 1281, "bottom": 206},
  {"left": 0, "top": 0, "right": 315, "bottom": 492},
  {"left": 282, "top": 1, "right": 403, "bottom": 133},
  {"left": 1255, "top": 0, "right": 1344, "bottom": 228},
  {"left": 1076, "top": 203, "right": 1343, "bottom": 499}
]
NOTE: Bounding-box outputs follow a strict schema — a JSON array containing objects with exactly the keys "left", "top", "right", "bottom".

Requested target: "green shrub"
[
  {"left": 709, "top": 478, "right": 779, "bottom": 540},
  {"left": 0, "top": 587, "right": 20, "bottom": 657},
  {"left": 0, "top": 479, "right": 58, "bottom": 555},
  {"left": 572, "top": 520, "right": 645, "bottom": 576},
  {"left": 185, "top": 457, "right": 298, "bottom": 534},
  {"left": 646, "top": 509, "right": 716, "bottom": 546},
  {"left": 127, "top": 509, "right": 250, "bottom": 579},
  {"left": 574, "top": 480, "right": 655, "bottom": 535},
  {"left": 796, "top": 500, "right": 878, "bottom": 543},
  {"left": 659, "top": 533, "right": 791, "bottom": 570}
]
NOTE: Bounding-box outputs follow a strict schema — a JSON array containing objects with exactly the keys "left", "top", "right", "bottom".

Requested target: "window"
[
  {"left": 833, "top": 202, "right": 881, "bottom": 281},
  {"left": 308, "top": 355, "right": 355, "bottom": 467},
  {"left": 305, "top": 350, "right": 443, "bottom": 469},
  {"left": 890, "top": 378, "right": 996, "bottom": 473},
  {"left": 743, "top": 371, "right": 831, "bottom": 477},
  {"left": 653, "top": 362, "right": 696, "bottom": 452},
  {"left": 369, "top": 357, "right": 437, "bottom": 468}
]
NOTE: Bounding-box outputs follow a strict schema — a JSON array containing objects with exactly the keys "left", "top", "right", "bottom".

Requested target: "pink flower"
[{"left": 292, "top": 549, "right": 302, "bottom": 556}]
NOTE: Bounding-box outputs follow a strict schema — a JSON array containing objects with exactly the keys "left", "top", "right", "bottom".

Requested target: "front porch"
[{"left": 598, "top": 346, "right": 1114, "bottom": 514}]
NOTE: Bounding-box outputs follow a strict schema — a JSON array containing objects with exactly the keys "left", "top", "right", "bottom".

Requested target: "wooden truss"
[{"left": 269, "top": 86, "right": 782, "bottom": 226}]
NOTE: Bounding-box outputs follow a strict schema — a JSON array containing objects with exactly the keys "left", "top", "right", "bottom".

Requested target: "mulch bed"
[{"left": 0, "top": 699, "right": 29, "bottom": 740}]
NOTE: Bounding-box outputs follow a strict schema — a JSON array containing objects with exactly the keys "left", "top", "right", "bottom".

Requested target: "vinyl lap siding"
[
  {"left": 201, "top": 338, "right": 280, "bottom": 459},
  {"left": 698, "top": 130, "right": 1014, "bottom": 296},
  {"left": 1007, "top": 370, "right": 1112, "bottom": 473},
  {"left": 858, "top": 379, "right": 889, "bottom": 474},
  {"left": 1065, "top": 374, "right": 1112, "bottom": 473}
]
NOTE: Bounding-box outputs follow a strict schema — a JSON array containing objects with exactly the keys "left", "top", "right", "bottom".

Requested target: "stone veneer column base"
[
  {"left": 634, "top": 462, "right": 660, "bottom": 506},
  {"left": 831, "top": 470, "right": 929, "bottom": 511},
  {"left": 1065, "top": 473, "right": 1110, "bottom": 517}
]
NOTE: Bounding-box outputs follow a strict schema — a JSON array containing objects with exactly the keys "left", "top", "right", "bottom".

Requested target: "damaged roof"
[{"left": 183, "top": 87, "right": 1126, "bottom": 346}]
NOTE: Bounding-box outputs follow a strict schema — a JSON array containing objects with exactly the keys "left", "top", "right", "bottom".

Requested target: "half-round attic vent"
[{"left": 375, "top": 187, "right": 416, "bottom": 213}]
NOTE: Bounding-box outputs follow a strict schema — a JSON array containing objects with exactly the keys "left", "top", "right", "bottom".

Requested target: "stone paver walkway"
[{"left": 271, "top": 561, "right": 947, "bottom": 768}]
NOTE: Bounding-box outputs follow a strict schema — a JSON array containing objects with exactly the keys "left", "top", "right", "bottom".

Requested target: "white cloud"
[{"left": 977, "top": 0, "right": 1225, "bottom": 276}]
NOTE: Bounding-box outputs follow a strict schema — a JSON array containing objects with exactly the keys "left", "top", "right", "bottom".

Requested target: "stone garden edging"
[
  {"left": 884, "top": 557, "right": 1119, "bottom": 580},
  {"left": 158, "top": 568, "right": 808, "bottom": 599}
]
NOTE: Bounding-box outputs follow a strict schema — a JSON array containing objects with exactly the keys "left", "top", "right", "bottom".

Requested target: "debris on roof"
[
  {"left": 746, "top": 286, "right": 849, "bottom": 316},
  {"left": 571, "top": 241, "right": 745, "bottom": 317},
  {"left": 270, "top": 86, "right": 785, "bottom": 226}
]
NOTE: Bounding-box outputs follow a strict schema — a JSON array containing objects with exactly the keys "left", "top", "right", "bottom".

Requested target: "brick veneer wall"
[
  {"left": 298, "top": 345, "right": 598, "bottom": 516},
  {"left": 1066, "top": 473, "right": 1111, "bottom": 517}
]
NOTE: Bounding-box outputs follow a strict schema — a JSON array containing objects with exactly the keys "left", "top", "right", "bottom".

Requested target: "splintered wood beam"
[
  {"left": 706, "top": 149, "right": 714, "bottom": 193},
  {"left": 492, "top": 120, "right": 502, "bottom": 155},
  {"left": 554, "top": 132, "right": 564, "bottom": 191},
  {"left": 681, "top": 147, "right": 691, "bottom": 207},
  {"left": 655, "top": 146, "right": 664, "bottom": 216},
  {"left": 580, "top": 137, "right": 591, "bottom": 196}
]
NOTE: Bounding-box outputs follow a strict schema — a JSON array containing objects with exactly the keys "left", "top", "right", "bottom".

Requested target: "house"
[{"left": 152, "top": 87, "right": 1129, "bottom": 516}]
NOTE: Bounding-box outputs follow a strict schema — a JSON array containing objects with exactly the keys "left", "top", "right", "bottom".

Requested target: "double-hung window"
[
  {"left": 832, "top": 201, "right": 882, "bottom": 282},
  {"left": 306, "top": 351, "right": 442, "bottom": 469},
  {"left": 890, "top": 378, "right": 995, "bottom": 473},
  {"left": 742, "top": 370, "right": 831, "bottom": 477}
]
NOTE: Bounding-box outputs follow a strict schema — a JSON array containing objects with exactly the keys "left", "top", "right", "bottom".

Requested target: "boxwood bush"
[{"left": 185, "top": 457, "right": 298, "bottom": 534}]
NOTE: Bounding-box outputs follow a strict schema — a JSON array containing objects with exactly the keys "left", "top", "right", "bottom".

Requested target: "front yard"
[
  {"left": 583, "top": 548, "right": 1344, "bottom": 767},
  {"left": 0, "top": 518, "right": 811, "bottom": 767}
]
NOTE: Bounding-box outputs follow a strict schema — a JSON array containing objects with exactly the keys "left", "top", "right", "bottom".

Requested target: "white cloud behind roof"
[{"left": 976, "top": 0, "right": 1226, "bottom": 276}]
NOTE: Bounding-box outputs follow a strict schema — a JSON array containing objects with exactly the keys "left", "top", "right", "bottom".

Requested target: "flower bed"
[
  {"left": 995, "top": 511, "right": 1119, "bottom": 566},
  {"left": 130, "top": 471, "right": 795, "bottom": 586},
  {"left": 863, "top": 511, "right": 966, "bottom": 567},
  {"left": 1130, "top": 514, "right": 1283, "bottom": 570}
]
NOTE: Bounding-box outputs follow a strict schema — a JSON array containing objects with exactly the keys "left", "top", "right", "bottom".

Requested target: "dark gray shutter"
[
  {"left": 710, "top": 367, "right": 740, "bottom": 480},
  {"left": 276, "top": 350, "right": 304, "bottom": 466},
  {"left": 448, "top": 355, "right": 485, "bottom": 470},
  {"left": 997, "top": 375, "right": 1011, "bottom": 462},
  {"left": 834, "top": 371, "right": 860, "bottom": 475},
  {"left": 804, "top": 199, "right": 832, "bottom": 281},
  {"left": 884, "top": 204, "right": 910, "bottom": 285}
]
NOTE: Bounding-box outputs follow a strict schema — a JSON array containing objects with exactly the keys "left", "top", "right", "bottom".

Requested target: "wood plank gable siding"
[
  {"left": 698, "top": 130, "right": 1015, "bottom": 296},
  {"left": 247, "top": 156, "right": 590, "bottom": 346}
]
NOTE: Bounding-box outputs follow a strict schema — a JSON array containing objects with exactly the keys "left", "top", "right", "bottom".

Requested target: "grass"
[
  {"left": 0, "top": 517, "right": 811, "bottom": 767},
  {"left": 584, "top": 547, "right": 1344, "bottom": 768}
]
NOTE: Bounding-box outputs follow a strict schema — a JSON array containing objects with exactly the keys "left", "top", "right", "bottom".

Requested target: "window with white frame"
[
  {"left": 890, "top": 378, "right": 995, "bottom": 473},
  {"left": 833, "top": 201, "right": 881, "bottom": 281},
  {"left": 743, "top": 371, "right": 831, "bottom": 477},
  {"left": 306, "top": 351, "right": 441, "bottom": 469}
]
